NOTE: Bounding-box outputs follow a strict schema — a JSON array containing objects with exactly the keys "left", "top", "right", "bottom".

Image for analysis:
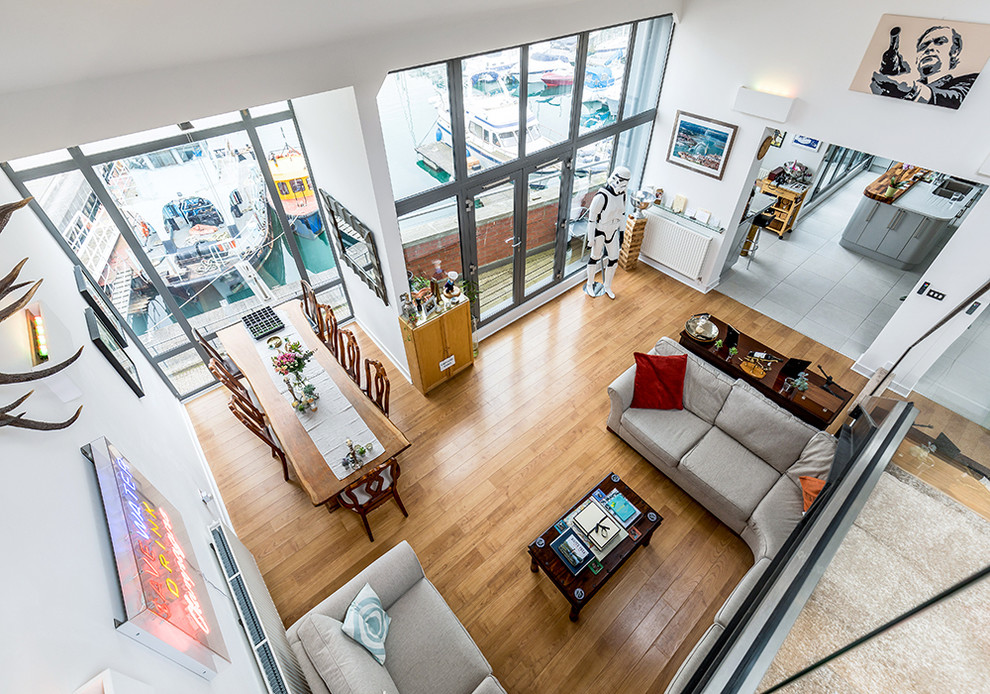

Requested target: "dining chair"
[
  {"left": 336, "top": 458, "right": 407, "bottom": 542},
  {"left": 227, "top": 392, "right": 290, "bottom": 482},
  {"left": 338, "top": 329, "right": 361, "bottom": 387},
  {"left": 319, "top": 303, "right": 339, "bottom": 357},
  {"left": 208, "top": 357, "right": 251, "bottom": 401},
  {"left": 194, "top": 327, "right": 242, "bottom": 379},
  {"left": 364, "top": 359, "right": 390, "bottom": 418}
]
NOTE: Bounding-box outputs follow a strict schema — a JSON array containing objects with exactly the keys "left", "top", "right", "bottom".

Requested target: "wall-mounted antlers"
[
  {"left": 0, "top": 390, "right": 83, "bottom": 430},
  {"left": 1, "top": 197, "right": 85, "bottom": 432}
]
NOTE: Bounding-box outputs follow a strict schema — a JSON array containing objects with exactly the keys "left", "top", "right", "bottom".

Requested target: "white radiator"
[
  {"left": 758, "top": 166, "right": 771, "bottom": 181},
  {"left": 641, "top": 215, "right": 713, "bottom": 280},
  {"left": 211, "top": 522, "right": 312, "bottom": 694}
]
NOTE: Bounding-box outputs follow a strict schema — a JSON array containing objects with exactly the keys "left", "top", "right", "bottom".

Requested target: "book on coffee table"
[
  {"left": 605, "top": 489, "right": 641, "bottom": 528},
  {"left": 573, "top": 500, "right": 623, "bottom": 551},
  {"left": 550, "top": 528, "right": 593, "bottom": 575}
]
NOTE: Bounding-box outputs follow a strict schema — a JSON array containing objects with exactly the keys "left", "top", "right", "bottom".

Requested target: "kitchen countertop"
[{"left": 890, "top": 179, "right": 978, "bottom": 220}]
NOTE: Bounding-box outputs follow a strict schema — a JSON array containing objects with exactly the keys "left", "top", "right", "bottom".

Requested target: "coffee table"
[{"left": 528, "top": 472, "right": 663, "bottom": 621}]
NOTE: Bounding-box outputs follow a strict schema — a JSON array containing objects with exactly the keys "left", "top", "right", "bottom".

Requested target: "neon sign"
[{"left": 85, "top": 437, "right": 228, "bottom": 679}]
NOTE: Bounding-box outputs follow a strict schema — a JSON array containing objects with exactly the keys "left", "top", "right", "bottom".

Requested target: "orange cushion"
[
  {"left": 799, "top": 476, "right": 826, "bottom": 512},
  {"left": 631, "top": 353, "right": 687, "bottom": 410}
]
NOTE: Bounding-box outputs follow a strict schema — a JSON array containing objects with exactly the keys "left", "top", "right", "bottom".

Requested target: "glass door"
[
  {"left": 524, "top": 159, "right": 567, "bottom": 297},
  {"left": 467, "top": 175, "right": 520, "bottom": 322}
]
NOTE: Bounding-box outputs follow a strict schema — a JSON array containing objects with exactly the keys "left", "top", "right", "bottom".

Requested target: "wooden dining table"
[{"left": 218, "top": 300, "right": 410, "bottom": 511}]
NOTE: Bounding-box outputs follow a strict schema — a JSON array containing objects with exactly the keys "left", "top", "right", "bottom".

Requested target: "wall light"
[
  {"left": 733, "top": 86, "right": 795, "bottom": 123},
  {"left": 25, "top": 307, "right": 49, "bottom": 365}
]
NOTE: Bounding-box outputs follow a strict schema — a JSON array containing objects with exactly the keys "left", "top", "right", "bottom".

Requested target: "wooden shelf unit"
[
  {"left": 399, "top": 299, "right": 474, "bottom": 394},
  {"left": 759, "top": 179, "right": 808, "bottom": 237}
]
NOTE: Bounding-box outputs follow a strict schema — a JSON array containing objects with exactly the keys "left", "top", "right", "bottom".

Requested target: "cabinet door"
[
  {"left": 897, "top": 217, "right": 944, "bottom": 266},
  {"left": 877, "top": 210, "right": 919, "bottom": 258},
  {"left": 415, "top": 317, "right": 447, "bottom": 392},
  {"left": 442, "top": 302, "right": 474, "bottom": 375},
  {"left": 842, "top": 200, "right": 879, "bottom": 244},
  {"left": 857, "top": 203, "right": 898, "bottom": 250}
]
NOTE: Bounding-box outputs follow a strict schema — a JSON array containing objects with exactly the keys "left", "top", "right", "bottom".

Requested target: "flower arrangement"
[{"left": 272, "top": 340, "right": 314, "bottom": 381}]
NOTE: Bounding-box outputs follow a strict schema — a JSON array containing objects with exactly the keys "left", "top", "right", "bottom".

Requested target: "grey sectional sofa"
[
  {"left": 607, "top": 337, "right": 837, "bottom": 693},
  {"left": 287, "top": 541, "right": 505, "bottom": 694}
]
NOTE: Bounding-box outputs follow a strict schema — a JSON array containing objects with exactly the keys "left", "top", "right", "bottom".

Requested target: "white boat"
[{"left": 417, "top": 76, "right": 554, "bottom": 173}]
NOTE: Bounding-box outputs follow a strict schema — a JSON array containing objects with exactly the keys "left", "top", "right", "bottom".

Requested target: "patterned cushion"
[{"left": 341, "top": 583, "right": 391, "bottom": 665}]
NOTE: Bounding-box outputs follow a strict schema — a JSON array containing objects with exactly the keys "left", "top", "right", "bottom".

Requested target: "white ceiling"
[{"left": 0, "top": 0, "right": 580, "bottom": 95}]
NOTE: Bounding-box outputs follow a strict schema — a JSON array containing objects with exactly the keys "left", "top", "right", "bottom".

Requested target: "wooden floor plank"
[{"left": 186, "top": 264, "right": 986, "bottom": 693}]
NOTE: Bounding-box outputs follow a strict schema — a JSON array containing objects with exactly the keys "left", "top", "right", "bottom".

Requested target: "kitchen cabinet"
[
  {"left": 399, "top": 299, "right": 474, "bottom": 394},
  {"left": 839, "top": 170, "right": 978, "bottom": 270}
]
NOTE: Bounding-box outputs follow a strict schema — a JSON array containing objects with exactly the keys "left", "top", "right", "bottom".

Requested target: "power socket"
[{"left": 926, "top": 289, "right": 945, "bottom": 301}]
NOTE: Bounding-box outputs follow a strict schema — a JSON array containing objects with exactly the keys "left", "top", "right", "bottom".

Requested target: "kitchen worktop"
[{"left": 888, "top": 178, "right": 979, "bottom": 220}]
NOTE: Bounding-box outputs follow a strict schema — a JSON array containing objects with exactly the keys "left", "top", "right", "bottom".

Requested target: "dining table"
[{"left": 218, "top": 300, "right": 410, "bottom": 511}]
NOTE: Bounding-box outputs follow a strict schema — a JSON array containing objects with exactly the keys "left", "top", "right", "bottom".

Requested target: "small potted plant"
[
  {"left": 793, "top": 372, "right": 810, "bottom": 391},
  {"left": 712, "top": 338, "right": 723, "bottom": 353},
  {"left": 726, "top": 346, "right": 738, "bottom": 363}
]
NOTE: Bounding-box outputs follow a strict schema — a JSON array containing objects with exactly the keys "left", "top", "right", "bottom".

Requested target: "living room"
[{"left": 1, "top": 1, "right": 988, "bottom": 693}]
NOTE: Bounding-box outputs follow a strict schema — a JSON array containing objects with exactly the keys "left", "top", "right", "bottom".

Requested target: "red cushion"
[
  {"left": 799, "top": 476, "right": 826, "bottom": 512},
  {"left": 631, "top": 353, "right": 687, "bottom": 410}
]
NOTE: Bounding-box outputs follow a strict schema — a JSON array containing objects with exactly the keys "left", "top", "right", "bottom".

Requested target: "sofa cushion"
[
  {"left": 296, "top": 613, "right": 399, "bottom": 694},
  {"left": 679, "top": 428, "right": 780, "bottom": 530},
  {"left": 342, "top": 583, "right": 391, "bottom": 665},
  {"left": 384, "top": 579, "right": 492, "bottom": 694},
  {"left": 714, "top": 384, "right": 817, "bottom": 473},
  {"left": 715, "top": 556, "right": 772, "bottom": 627},
  {"left": 631, "top": 352, "right": 687, "bottom": 410},
  {"left": 745, "top": 474, "right": 805, "bottom": 560},
  {"left": 786, "top": 431, "right": 837, "bottom": 483},
  {"left": 664, "top": 623, "right": 724, "bottom": 694},
  {"left": 653, "top": 337, "right": 734, "bottom": 423},
  {"left": 471, "top": 676, "right": 508, "bottom": 694},
  {"left": 622, "top": 407, "right": 711, "bottom": 468}
]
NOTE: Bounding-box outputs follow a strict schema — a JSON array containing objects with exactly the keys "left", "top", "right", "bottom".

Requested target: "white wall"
[
  {"left": 759, "top": 135, "right": 829, "bottom": 181},
  {"left": 0, "top": 0, "right": 680, "bottom": 162},
  {"left": 293, "top": 86, "right": 411, "bottom": 377},
  {"left": 0, "top": 176, "right": 265, "bottom": 692},
  {"left": 642, "top": 0, "right": 990, "bottom": 386},
  {"left": 643, "top": 0, "right": 990, "bottom": 288}
]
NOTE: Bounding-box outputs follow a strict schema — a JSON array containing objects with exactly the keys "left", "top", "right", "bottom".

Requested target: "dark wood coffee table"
[{"left": 528, "top": 472, "right": 662, "bottom": 621}]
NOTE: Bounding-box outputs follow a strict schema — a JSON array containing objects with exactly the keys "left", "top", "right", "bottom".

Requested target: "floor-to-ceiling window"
[
  {"left": 378, "top": 15, "right": 673, "bottom": 326},
  {"left": 3, "top": 105, "right": 352, "bottom": 398}
]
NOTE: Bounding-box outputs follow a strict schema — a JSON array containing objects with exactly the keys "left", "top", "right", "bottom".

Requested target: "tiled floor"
[{"left": 717, "top": 171, "right": 941, "bottom": 359}]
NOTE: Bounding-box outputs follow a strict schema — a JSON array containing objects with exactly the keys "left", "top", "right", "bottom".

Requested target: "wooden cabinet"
[
  {"left": 758, "top": 179, "right": 808, "bottom": 237},
  {"left": 399, "top": 299, "right": 474, "bottom": 394}
]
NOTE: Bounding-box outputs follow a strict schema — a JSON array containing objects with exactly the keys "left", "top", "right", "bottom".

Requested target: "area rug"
[{"left": 759, "top": 465, "right": 990, "bottom": 693}]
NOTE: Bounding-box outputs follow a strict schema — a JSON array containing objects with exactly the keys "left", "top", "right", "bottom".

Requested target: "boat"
[
  {"left": 518, "top": 49, "right": 572, "bottom": 91},
  {"left": 417, "top": 76, "right": 554, "bottom": 174},
  {"left": 265, "top": 145, "right": 323, "bottom": 240},
  {"left": 541, "top": 66, "right": 574, "bottom": 88}
]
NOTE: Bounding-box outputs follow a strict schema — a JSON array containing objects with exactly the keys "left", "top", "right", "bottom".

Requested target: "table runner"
[{"left": 251, "top": 310, "right": 380, "bottom": 481}]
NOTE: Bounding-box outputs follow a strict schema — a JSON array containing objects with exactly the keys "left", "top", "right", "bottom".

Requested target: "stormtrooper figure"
[{"left": 584, "top": 166, "right": 630, "bottom": 299}]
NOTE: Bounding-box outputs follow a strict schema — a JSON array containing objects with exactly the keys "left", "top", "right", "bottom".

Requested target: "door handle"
[
  {"left": 888, "top": 210, "right": 904, "bottom": 230},
  {"left": 512, "top": 241, "right": 522, "bottom": 248}
]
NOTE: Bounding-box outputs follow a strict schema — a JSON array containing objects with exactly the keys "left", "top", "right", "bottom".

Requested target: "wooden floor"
[{"left": 185, "top": 263, "right": 985, "bottom": 693}]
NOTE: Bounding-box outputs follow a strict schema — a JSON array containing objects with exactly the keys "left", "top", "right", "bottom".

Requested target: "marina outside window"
[
  {"left": 381, "top": 14, "right": 673, "bottom": 327},
  {"left": 377, "top": 63, "right": 452, "bottom": 201},
  {"left": 462, "top": 48, "right": 523, "bottom": 176},
  {"left": 4, "top": 107, "right": 353, "bottom": 399}
]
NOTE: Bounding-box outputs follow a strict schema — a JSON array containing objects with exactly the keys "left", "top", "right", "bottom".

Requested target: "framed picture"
[
  {"left": 666, "top": 111, "right": 738, "bottom": 180},
  {"left": 850, "top": 14, "right": 990, "bottom": 111},
  {"left": 770, "top": 129, "right": 786, "bottom": 147},
  {"left": 792, "top": 134, "right": 822, "bottom": 152},
  {"left": 74, "top": 265, "right": 127, "bottom": 346},
  {"left": 319, "top": 189, "right": 389, "bottom": 306},
  {"left": 85, "top": 307, "right": 144, "bottom": 397}
]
